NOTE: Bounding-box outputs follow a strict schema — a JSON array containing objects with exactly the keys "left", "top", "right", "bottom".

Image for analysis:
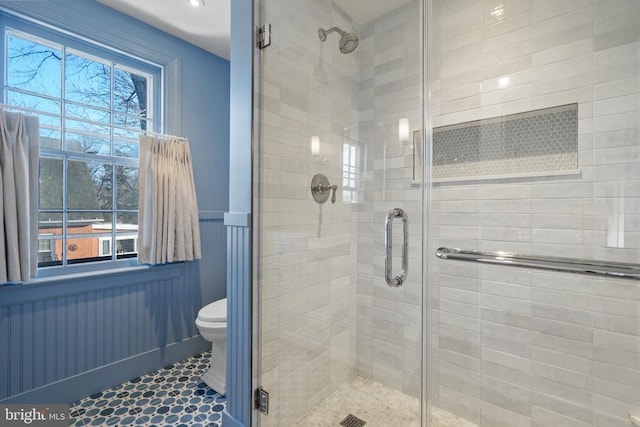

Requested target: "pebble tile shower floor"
[{"left": 69, "top": 352, "right": 226, "bottom": 426}]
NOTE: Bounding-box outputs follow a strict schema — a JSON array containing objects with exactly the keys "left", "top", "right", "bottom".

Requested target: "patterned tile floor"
[{"left": 69, "top": 352, "right": 226, "bottom": 426}]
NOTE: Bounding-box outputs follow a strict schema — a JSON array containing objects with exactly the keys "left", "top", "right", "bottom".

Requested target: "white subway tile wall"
[{"left": 432, "top": 0, "right": 640, "bottom": 426}]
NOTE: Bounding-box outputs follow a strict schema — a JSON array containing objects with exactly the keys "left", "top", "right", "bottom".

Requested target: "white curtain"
[
  {"left": 138, "top": 135, "right": 201, "bottom": 264},
  {"left": 0, "top": 109, "right": 39, "bottom": 283}
]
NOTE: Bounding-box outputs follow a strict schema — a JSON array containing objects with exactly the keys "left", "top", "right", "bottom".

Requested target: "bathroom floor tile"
[{"left": 69, "top": 352, "right": 225, "bottom": 427}]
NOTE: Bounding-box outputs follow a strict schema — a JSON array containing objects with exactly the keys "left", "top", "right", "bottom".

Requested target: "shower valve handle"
[
  {"left": 318, "top": 183, "right": 337, "bottom": 203},
  {"left": 311, "top": 174, "right": 338, "bottom": 204}
]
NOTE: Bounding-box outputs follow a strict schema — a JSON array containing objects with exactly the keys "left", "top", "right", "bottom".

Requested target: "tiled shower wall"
[
  {"left": 431, "top": 0, "right": 640, "bottom": 426},
  {"left": 355, "top": 0, "right": 424, "bottom": 398},
  {"left": 257, "top": 0, "right": 360, "bottom": 425}
]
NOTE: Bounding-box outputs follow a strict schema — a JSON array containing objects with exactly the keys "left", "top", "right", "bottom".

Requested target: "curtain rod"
[
  {"left": 0, "top": 103, "right": 39, "bottom": 116},
  {"left": 140, "top": 131, "right": 189, "bottom": 142}
]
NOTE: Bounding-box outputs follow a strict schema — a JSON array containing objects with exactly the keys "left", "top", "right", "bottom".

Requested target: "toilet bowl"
[{"left": 195, "top": 298, "right": 227, "bottom": 395}]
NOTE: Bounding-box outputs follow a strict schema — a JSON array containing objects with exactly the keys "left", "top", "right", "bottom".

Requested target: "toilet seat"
[{"left": 197, "top": 298, "right": 227, "bottom": 323}]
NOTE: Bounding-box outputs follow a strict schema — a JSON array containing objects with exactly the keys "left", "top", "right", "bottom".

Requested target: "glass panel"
[
  {"left": 100, "top": 238, "right": 111, "bottom": 256},
  {"left": 114, "top": 67, "right": 148, "bottom": 119},
  {"left": 63, "top": 213, "right": 117, "bottom": 263},
  {"left": 67, "top": 160, "right": 113, "bottom": 209},
  {"left": 65, "top": 52, "right": 111, "bottom": 108},
  {"left": 116, "top": 213, "right": 138, "bottom": 235},
  {"left": 256, "top": 0, "right": 423, "bottom": 425},
  {"left": 114, "top": 139, "right": 139, "bottom": 158},
  {"left": 116, "top": 165, "right": 138, "bottom": 209},
  {"left": 66, "top": 132, "right": 110, "bottom": 155},
  {"left": 38, "top": 213, "right": 62, "bottom": 266},
  {"left": 39, "top": 129, "right": 61, "bottom": 150},
  {"left": 37, "top": 238, "right": 58, "bottom": 264},
  {"left": 64, "top": 119, "right": 110, "bottom": 136},
  {"left": 39, "top": 157, "right": 63, "bottom": 209},
  {"left": 114, "top": 113, "right": 147, "bottom": 133},
  {"left": 115, "top": 237, "right": 136, "bottom": 257},
  {"left": 65, "top": 103, "right": 111, "bottom": 125},
  {"left": 66, "top": 236, "right": 111, "bottom": 264},
  {"left": 38, "top": 213, "right": 63, "bottom": 237},
  {"left": 6, "top": 34, "right": 61, "bottom": 97},
  {"left": 66, "top": 212, "right": 112, "bottom": 235},
  {"left": 429, "top": 1, "right": 640, "bottom": 427},
  {"left": 115, "top": 213, "right": 138, "bottom": 258},
  {"left": 6, "top": 90, "right": 61, "bottom": 115}
]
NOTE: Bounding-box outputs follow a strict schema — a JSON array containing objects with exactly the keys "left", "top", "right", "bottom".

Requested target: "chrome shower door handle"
[{"left": 385, "top": 208, "right": 408, "bottom": 287}]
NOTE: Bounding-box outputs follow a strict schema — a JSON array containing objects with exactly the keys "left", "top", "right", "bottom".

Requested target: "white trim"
[
  {"left": 433, "top": 169, "right": 582, "bottom": 184},
  {"left": 224, "top": 212, "right": 251, "bottom": 227}
]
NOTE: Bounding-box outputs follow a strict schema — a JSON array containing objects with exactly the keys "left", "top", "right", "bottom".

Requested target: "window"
[
  {"left": 98, "top": 235, "right": 138, "bottom": 257},
  {"left": 342, "top": 140, "right": 364, "bottom": 203},
  {"left": 1, "top": 15, "right": 162, "bottom": 270}
]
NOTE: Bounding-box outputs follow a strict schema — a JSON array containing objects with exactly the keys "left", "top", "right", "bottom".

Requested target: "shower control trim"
[
  {"left": 311, "top": 174, "right": 338, "bottom": 204},
  {"left": 385, "top": 208, "right": 408, "bottom": 287}
]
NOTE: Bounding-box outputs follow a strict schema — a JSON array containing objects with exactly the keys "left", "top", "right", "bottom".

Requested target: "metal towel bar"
[{"left": 435, "top": 247, "right": 640, "bottom": 281}]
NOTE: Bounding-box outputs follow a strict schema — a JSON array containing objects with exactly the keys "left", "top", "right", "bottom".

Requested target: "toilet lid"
[{"left": 198, "top": 298, "right": 227, "bottom": 323}]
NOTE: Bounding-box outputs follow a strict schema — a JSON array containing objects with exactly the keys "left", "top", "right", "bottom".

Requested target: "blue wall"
[{"left": 0, "top": 0, "right": 230, "bottom": 403}]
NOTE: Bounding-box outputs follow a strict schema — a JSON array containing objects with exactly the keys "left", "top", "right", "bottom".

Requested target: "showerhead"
[{"left": 318, "top": 26, "right": 359, "bottom": 54}]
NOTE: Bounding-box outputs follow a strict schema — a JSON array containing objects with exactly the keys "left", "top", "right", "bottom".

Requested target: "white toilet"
[{"left": 195, "top": 298, "right": 227, "bottom": 395}]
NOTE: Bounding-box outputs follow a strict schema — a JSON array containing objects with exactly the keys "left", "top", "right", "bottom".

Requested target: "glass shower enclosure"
[
  {"left": 253, "top": 0, "right": 426, "bottom": 425},
  {"left": 253, "top": 0, "right": 640, "bottom": 426}
]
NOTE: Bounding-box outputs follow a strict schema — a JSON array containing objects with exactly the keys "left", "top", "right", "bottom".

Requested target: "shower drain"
[{"left": 339, "top": 414, "right": 366, "bottom": 427}]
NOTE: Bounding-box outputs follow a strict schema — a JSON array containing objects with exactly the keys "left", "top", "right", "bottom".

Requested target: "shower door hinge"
[
  {"left": 256, "top": 24, "right": 271, "bottom": 49},
  {"left": 255, "top": 387, "right": 269, "bottom": 415}
]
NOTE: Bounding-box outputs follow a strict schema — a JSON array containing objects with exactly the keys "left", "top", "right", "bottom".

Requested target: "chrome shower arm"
[{"left": 318, "top": 27, "right": 345, "bottom": 41}]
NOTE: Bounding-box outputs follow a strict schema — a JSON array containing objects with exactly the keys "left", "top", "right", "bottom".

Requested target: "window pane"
[
  {"left": 114, "top": 68, "right": 148, "bottom": 120},
  {"left": 65, "top": 119, "right": 109, "bottom": 136},
  {"left": 37, "top": 238, "right": 57, "bottom": 263},
  {"left": 116, "top": 238, "right": 135, "bottom": 254},
  {"left": 39, "top": 213, "right": 63, "bottom": 237},
  {"left": 39, "top": 157, "right": 63, "bottom": 209},
  {"left": 6, "top": 90, "right": 61, "bottom": 115},
  {"left": 101, "top": 239, "right": 111, "bottom": 256},
  {"left": 66, "top": 237, "right": 111, "bottom": 264},
  {"left": 117, "top": 165, "right": 138, "bottom": 209},
  {"left": 65, "top": 212, "right": 113, "bottom": 263},
  {"left": 67, "top": 160, "right": 113, "bottom": 209},
  {"left": 7, "top": 34, "right": 61, "bottom": 97},
  {"left": 65, "top": 53, "right": 111, "bottom": 108},
  {"left": 67, "top": 213, "right": 112, "bottom": 236},
  {"left": 40, "top": 129, "right": 61, "bottom": 150},
  {"left": 114, "top": 139, "right": 139, "bottom": 158},
  {"left": 113, "top": 114, "right": 147, "bottom": 134},
  {"left": 66, "top": 132, "right": 110, "bottom": 155},
  {"left": 65, "top": 103, "right": 111, "bottom": 125},
  {"left": 116, "top": 213, "right": 138, "bottom": 233}
]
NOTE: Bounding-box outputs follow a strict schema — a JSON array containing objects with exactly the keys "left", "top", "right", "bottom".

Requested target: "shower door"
[
  {"left": 253, "top": 0, "right": 426, "bottom": 426},
  {"left": 430, "top": 0, "right": 640, "bottom": 426}
]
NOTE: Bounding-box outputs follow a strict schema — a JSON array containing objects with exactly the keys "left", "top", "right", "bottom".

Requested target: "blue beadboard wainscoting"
[{"left": 0, "top": 215, "right": 226, "bottom": 404}]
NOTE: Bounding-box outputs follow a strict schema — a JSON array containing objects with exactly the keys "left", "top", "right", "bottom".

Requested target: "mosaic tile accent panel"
[
  {"left": 69, "top": 352, "right": 226, "bottom": 427},
  {"left": 433, "top": 104, "right": 578, "bottom": 180}
]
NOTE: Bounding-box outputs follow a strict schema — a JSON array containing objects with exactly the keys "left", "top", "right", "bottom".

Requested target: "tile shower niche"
[{"left": 433, "top": 103, "right": 578, "bottom": 181}]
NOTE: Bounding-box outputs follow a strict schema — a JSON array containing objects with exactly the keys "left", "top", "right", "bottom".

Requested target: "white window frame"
[{"left": 1, "top": 15, "right": 163, "bottom": 277}]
